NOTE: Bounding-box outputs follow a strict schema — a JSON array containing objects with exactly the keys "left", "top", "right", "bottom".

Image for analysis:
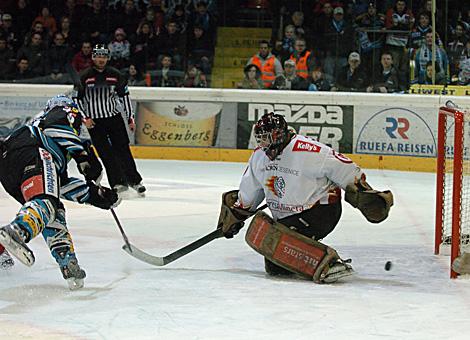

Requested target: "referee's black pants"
[{"left": 87, "top": 115, "right": 142, "bottom": 188}]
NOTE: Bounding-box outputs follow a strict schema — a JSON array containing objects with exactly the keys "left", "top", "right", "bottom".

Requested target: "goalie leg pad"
[{"left": 245, "top": 211, "right": 348, "bottom": 283}]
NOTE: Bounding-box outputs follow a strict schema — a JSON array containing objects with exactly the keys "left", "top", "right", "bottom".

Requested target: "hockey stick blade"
[{"left": 122, "top": 228, "right": 224, "bottom": 266}]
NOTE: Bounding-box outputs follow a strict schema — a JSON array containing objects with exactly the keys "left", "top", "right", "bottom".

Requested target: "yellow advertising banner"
[
  {"left": 135, "top": 102, "right": 222, "bottom": 146},
  {"left": 409, "top": 84, "right": 470, "bottom": 96}
]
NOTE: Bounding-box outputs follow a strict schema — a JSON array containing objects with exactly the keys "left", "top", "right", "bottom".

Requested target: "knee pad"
[{"left": 14, "top": 197, "right": 57, "bottom": 241}]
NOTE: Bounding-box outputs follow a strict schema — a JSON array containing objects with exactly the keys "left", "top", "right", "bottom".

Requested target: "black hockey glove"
[
  {"left": 217, "top": 190, "right": 254, "bottom": 238},
  {"left": 86, "top": 183, "right": 120, "bottom": 210},
  {"left": 76, "top": 146, "right": 103, "bottom": 183}
]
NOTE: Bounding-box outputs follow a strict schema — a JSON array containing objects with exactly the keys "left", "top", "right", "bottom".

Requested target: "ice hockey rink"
[{"left": 0, "top": 159, "right": 469, "bottom": 340}]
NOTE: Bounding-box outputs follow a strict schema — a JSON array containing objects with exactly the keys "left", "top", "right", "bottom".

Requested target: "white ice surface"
[{"left": 1, "top": 159, "right": 470, "bottom": 340}]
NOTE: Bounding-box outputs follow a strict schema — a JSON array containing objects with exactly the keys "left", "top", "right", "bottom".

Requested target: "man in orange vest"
[
  {"left": 289, "top": 38, "right": 315, "bottom": 79},
  {"left": 247, "top": 40, "right": 283, "bottom": 89}
]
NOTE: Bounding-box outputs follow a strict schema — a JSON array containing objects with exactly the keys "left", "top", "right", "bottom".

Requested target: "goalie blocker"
[{"left": 245, "top": 211, "right": 352, "bottom": 283}]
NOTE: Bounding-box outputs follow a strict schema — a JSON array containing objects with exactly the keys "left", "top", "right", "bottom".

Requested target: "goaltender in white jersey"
[
  {"left": 239, "top": 134, "right": 363, "bottom": 220},
  {"left": 216, "top": 112, "right": 394, "bottom": 283}
]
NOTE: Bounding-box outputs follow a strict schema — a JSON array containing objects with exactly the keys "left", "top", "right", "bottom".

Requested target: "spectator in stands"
[
  {"left": 246, "top": 40, "right": 283, "bottom": 89},
  {"left": 157, "top": 19, "right": 186, "bottom": 70},
  {"left": 71, "top": 41, "right": 93, "bottom": 73},
  {"left": 307, "top": 67, "right": 332, "bottom": 91},
  {"left": 16, "top": 32, "right": 47, "bottom": 77},
  {"left": 11, "top": 57, "right": 33, "bottom": 80},
  {"left": 0, "top": 36, "right": 15, "bottom": 80},
  {"left": 47, "top": 32, "right": 72, "bottom": 82},
  {"left": 421, "top": 61, "right": 446, "bottom": 85},
  {"left": 108, "top": 28, "right": 131, "bottom": 70},
  {"left": 57, "top": 16, "right": 76, "bottom": 49},
  {"left": 355, "top": 3, "right": 385, "bottom": 72},
  {"left": 312, "top": 2, "right": 334, "bottom": 43},
  {"left": 447, "top": 23, "right": 467, "bottom": 83},
  {"left": 133, "top": 21, "right": 156, "bottom": 71},
  {"left": 332, "top": 51, "right": 368, "bottom": 92},
  {"left": 458, "top": 40, "right": 470, "bottom": 85},
  {"left": 384, "top": 0, "right": 414, "bottom": 72},
  {"left": 182, "top": 64, "right": 207, "bottom": 87},
  {"left": 154, "top": 54, "right": 181, "bottom": 87},
  {"left": 366, "top": 51, "right": 399, "bottom": 93},
  {"left": 237, "top": 64, "right": 264, "bottom": 89},
  {"left": 110, "top": 0, "right": 140, "bottom": 42},
  {"left": 323, "top": 6, "right": 355, "bottom": 80},
  {"left": 11, "top": 0, "right": 35, "bottom": 38},
  {"left": 272, "top": 59, "right": 309, "bottom": 90},
  {"left": 187, "top": 25, "right": 213, "bottom": 75},
  {"left": 273, "top": 24, "right": 296, "bottom": 64},
  {"left": 126, "top": 64, "right": 145, "bottom": 86},
  {"left": 1, "top": 13, "right": 19, "bottom": 51},
  {"left": 413, "top": 32, "right": 449, "bottom": 84},
  {"left": 289, "top": 37, "right": 315, "bottom": 79},
  {"left": 408, "top": 12, "right": 441, "bottom": 52},
  {"left": 143, "top": 7, "right": 165, "bottom": 37},
  {"left": 84, "top": 0, "right": 109, "bottom": 44},
  {"left": 24, "top": 21, "right": 50, "bottom": 48},
  {"left": 170, "top": 4, "right": 189, "bottom": 34},
  {"left": 190, "top": 1, "right": 216, "bottom": 41},
  {"left": 288, "top": 11, "right": 312, "bottom": 47},
  {"left": 34, "top": 6, "right": 57, "bottom": 35}
]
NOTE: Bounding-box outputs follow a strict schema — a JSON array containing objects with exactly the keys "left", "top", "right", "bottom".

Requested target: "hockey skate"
[
  {"left": 131, "top": 182, "right": 146, "bottom": 196},
  {"left": 0, "top": 224, "right": 34, "bottom": 266},
  {"left": 0, "top": 249, "right": 14, "bottom": 270},
  {"left": 113, "top": 184, "right": 129, "bottom": 193},
  {"left": 58, "top": 252, "right": 86, "bottom": 290},
  {"left": 321, "top": 259, "right": 354, "bottom": 283}
]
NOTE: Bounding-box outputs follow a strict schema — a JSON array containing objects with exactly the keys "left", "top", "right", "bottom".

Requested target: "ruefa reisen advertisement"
[
  {"left": 237, "top": 103, "right": 354, "bottom": 153},
  {"left": 135, "top": 101, "right": 222, "bottom": 146},
  {"left": 354, "top": 106, "right": 437, "bottom": 157}
]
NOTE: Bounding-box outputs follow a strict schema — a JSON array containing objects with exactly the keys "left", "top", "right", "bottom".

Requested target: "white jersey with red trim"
[{"left": 237, "top": 134, "right": 364, "bottom": 220}]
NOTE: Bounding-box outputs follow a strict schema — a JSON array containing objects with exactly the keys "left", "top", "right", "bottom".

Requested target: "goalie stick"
[{"left": 122, "top": 204, "right": 268, "bottom": 266}]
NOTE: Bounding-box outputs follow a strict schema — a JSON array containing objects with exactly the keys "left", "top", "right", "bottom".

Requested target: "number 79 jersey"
[{"left": 238, "top": 134, "right": 364, "bottom": 220}]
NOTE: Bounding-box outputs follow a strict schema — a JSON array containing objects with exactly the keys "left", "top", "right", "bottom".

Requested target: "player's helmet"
[
  {"left": 92, "top": 44, "right": 110, "bottom": 58},
  {"left": 44, "top": 94, "right": 82, "bottom": 132},
  {"left": 45, "top": 94, "right": 77, "bottom": 112},
  {"left": 254, "top": 112, "right": 289, "bottom": 159}
]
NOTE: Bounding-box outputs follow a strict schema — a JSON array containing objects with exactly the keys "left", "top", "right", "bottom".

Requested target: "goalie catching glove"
[
  {"left": 217, "top": 190, "right": 255, "bottom": 238},
  {"left": 345, "top": 177, "right": 393, "bottom": 223}
]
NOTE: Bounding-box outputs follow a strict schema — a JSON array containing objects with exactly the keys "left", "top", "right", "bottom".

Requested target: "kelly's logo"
[
  {"left": 292, "top": 140, "right": 321, "bottom": 153},
  {"left": 385, "top": 117, "right": 409, "bottom": 139}
]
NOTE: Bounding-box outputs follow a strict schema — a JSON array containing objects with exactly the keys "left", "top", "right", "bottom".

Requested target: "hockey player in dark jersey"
[{"left": 0, "top": 94, "right": 120, "bottom": 290}]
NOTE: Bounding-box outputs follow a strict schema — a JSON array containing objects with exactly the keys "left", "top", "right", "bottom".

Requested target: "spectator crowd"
[
  {"left": 0, "top": 0, "right": 469, "bottom": 91},
  {"left": 0, "top": 0, "right": 217, "bottom": 87},
  {"left": 239, "top": 0, "right": 470, "bottom": 92}
]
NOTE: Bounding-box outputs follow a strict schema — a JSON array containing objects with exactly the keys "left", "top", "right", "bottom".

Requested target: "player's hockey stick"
[
  {"left": 122, "top": 204, "right": 268, "bottom": 266},
  {"left": 110, "top": 208, "right": 133, "bottom": 251}
]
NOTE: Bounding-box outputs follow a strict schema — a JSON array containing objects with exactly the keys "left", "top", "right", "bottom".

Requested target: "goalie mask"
[{"left": 254, "top": 112, "right": 289, "bottom": 160}]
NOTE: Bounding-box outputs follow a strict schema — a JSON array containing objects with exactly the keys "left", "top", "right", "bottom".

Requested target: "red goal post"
[{"left": 435, "top": 105, "right": 470, "bottom": 278}]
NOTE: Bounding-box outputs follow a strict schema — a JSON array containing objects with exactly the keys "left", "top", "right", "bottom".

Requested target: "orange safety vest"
[
  {"left": 290, "top": 51, "right": 311, "bottom": 79},
  {"left": 251, "top": 55, "right": 277, "bottom": 88}
]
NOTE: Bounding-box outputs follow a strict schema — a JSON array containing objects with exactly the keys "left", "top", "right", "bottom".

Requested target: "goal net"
[{"left": 435, "top": 105, "right": 470, "bottom": 278}]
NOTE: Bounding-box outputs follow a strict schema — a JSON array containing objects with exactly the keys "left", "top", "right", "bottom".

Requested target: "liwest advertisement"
[
  {"left": 135, "top": 101, "right": 222, "bottom": 146},
  {"left": 237, "top": 103, "right": 354, "bottom": 153},
  {"left": 354, "top": 106, "right": 437, "bottom": 157}
]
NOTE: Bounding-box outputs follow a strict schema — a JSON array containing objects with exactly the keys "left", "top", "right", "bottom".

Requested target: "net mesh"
[{"left": 441, "top": 111, "right": 470, "bottom": 254}]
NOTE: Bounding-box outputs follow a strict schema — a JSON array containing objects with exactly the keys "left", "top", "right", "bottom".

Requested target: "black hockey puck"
[{"left": 384, "top": 261, "right": 392, "bottom": 271}]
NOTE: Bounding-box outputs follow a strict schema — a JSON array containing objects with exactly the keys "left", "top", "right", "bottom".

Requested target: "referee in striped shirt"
[{"left": 75, "top": 44, "right": 145, "bottom": 195}]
